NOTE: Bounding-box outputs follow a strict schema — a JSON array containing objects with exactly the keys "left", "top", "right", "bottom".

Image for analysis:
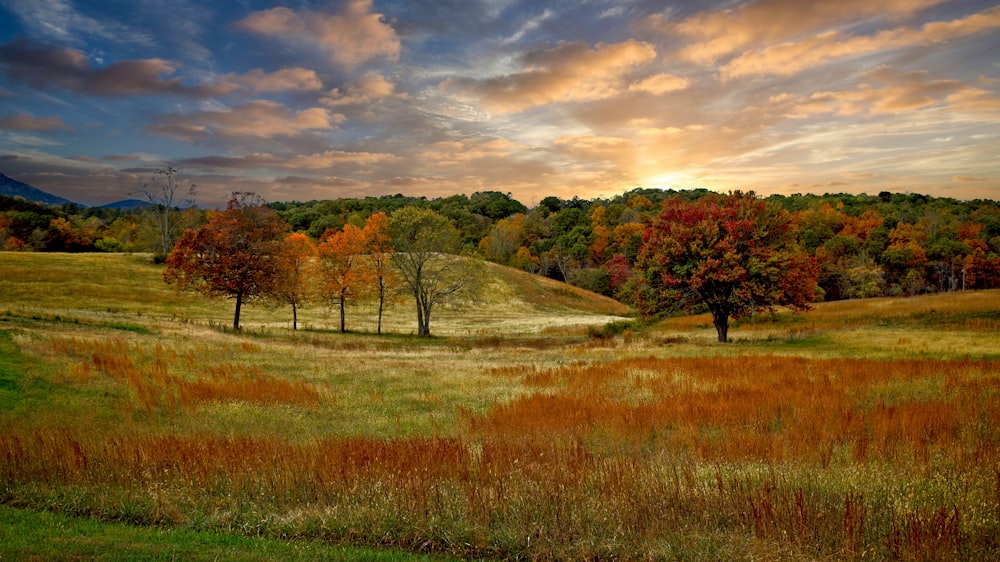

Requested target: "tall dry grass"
[{"left": 3, "top": 352, "right": 998, "bottom": 560}]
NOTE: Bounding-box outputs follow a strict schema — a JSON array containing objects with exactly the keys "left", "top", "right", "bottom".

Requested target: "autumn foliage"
[
  {"left": 637, "top": 191, "right": 819, "bottom": 341},
  {"left": 164, "top": 192, "right": 288, "bottom": 330}
]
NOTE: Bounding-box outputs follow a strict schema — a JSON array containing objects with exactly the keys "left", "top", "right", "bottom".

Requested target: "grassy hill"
[{"left": 0, "top": 252, "right": 628, "bottom": 336}]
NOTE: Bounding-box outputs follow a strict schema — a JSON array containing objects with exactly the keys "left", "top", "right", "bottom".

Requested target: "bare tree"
[{"left": 133, "top": 166, "right": 196, "bottom": 257}]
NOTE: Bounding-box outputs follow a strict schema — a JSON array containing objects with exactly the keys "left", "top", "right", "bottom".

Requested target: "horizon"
[{"left": 1, "top": 1, "right": 999, "bottom": 208}]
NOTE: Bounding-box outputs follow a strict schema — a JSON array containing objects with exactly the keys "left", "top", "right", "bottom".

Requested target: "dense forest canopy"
[{"left": 3, "top": 187, "right": 1000, "bottom": 307}]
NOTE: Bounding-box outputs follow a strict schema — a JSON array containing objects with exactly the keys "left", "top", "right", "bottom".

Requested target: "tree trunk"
[
  {"left": 292, "top": 302, "right": 298, "bottom": 331},
  {"left": 377, "top": 277, "right": 385, "bottom": 335},
  {"left": 415, "top": 293, "right": 430, "bottom": 337},
  {"left": 339, "top": 295, "right": 346, "bottom": 333},
  {"left": 713, "top": 311, "right": 729, "bottom": 342},
  {"left": 233, "top": 293, "right": 243, "bottom": 331}
]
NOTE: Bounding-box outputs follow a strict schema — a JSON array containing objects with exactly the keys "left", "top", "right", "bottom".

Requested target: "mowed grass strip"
[{"left": 0, "top": 504, "right": 457, "bottom": 562}]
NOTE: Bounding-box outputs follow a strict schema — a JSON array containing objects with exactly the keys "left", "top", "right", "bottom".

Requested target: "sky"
[{"left": 0, "top": 0, "right": 999, "bottom": 208}]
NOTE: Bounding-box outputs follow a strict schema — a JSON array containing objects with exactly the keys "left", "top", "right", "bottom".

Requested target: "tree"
[
  {"left": 164, "top": 192, "right": 288, "bottom": 330},
  {"left": 389, "top": 206, "right": 483, "bottom": 337},
  {"left": 317, "top": 224, "right": 370, "bottom": 333},
  {"left": 362, "top": 212, "right": 396, "bottom": 334},
  {"left": 272, "top": 232, "right": 317, "bottom": 330},
  {"left": 636, "top": 191, "right": 818, "bottom": 342},
  {"left": 133, "top": 166, "right": 196, "bottom": 258}
]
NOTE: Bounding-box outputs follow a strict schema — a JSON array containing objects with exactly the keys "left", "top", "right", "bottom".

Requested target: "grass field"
[{"left": 1, "top": 251, "right": 999, "bottom": 560}]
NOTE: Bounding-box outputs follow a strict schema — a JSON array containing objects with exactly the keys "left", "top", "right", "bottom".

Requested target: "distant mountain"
[
  {"left": 100, "top": 199, "right": 152, "bottom": 210},
  {"left": 0, "top": 172, "right": 74, "bottom": 206}
]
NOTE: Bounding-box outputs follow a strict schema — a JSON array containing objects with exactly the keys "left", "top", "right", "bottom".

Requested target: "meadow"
[{"left": 1, "top": 251, "right": 999, "bottom": 560}]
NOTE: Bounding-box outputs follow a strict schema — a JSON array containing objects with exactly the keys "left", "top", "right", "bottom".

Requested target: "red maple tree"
[
  {"left": 636, "top": 191, "right": 818, "bottom": 342},
  {"left": 164, "top": 192, "right": 288, "bottom": 330}
]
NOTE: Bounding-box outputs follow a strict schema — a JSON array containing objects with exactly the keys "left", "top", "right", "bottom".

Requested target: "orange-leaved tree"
[
  {"left": 362, "top": 212, "right": 396, "bottom": 334},
  {"left": 272, "top": 232, "right": 317, "bottom": 330},
  {"left": 318, "top": 223, "right": 370, "bottom": 333},
  {"left": 636, "top": 191, "right": 818, "bottom": 342},
  {"left": 164, "top": 192, "right": 288, "bottom": 330}
]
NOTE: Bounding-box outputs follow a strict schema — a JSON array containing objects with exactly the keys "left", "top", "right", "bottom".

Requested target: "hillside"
[
  {"left": 0, "top": 252, "right": 628, "bottom": 336},
  {"left": 0, "top": 172, "right": 73, "bottom": 206}
]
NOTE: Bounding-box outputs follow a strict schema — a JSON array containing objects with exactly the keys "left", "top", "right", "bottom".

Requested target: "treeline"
[
  {"left": 0, "top": 195, "right": 206, "bottom": 253},
  {"left": 274, "top": 188, "right": 1000, "bottom": 300},
  {"left": 4, "top": 187, "right": 1000, "bottom": 303}
]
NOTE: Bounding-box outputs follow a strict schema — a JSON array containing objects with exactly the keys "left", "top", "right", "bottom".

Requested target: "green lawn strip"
[
  {"left": 0, "top": 504, "right": 457, "bottom": 562},
  {"left": 0, "top": 330, "right": 26, "bottom": 410}
]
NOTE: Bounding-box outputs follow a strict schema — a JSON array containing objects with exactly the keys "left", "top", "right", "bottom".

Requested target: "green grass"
[{"left": 0, "top": 504, "right": 456, "bottom": 561}]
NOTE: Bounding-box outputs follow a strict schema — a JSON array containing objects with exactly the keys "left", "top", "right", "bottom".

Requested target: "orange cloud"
[
  {"left": 627, "top": 73, "right": 689, "bottom": 95},
  {"left": 225, "top": 68, "right": 323, "bottom": 92},
  {"left": 321, "top": 72, "right": 400, "bottom": 106},
  {"left": 444, "top": 40, "right": 657, "bottom": 113},
  {"left": 0, "top": 114, "right": 72, "bottom": 131},
  {"left": 149, "top": 101, "right": 343, "bottom": 140},
  {"left": 647, "top": 0, "right": 942, "bottom": 65},
  {"left": 236, "top": 0, "right": 400, "bottom": 68},
  {"left": 418, "top": 138, "right": 520, "bottom": 165},
  {"left": 780, "top": 66, "right": 980, "bottom": 116},
  {"left": 720, "top": 5, "right": 1000, "bottom": 78}
]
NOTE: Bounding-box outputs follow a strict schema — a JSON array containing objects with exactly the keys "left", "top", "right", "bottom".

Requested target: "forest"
[{"left": 3, "top": 186, "right": 1000, "bottom": 309}]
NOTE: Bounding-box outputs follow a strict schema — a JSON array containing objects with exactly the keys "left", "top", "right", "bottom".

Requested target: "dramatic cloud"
[
  {"left": 224, "top": 68, "right": 323, "bottom": 93},
  {"left": 236, "top": 0, "right": 400, "bottom": 68},
  {"left": 0, "top": 114, "right": 72, "bottom": 131},
  {"left": 720, "top": 5, "right": 1000, "bottom": 78},
  {"left": 444, "top": 40, "right": 658, "bottom": 113},
  {"left": 149, "top": 101, "right": 343, "bottom": 140},
  {"left": 0, "top": 39, "right": 235, "bottom": 97},
  {"left": 0, "top": 1, "right": 996, "bottom": 205}
]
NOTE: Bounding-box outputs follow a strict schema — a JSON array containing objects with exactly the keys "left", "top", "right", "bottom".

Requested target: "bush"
[{"left": 587, "top": 319, "right": 639, "bottom": 339}]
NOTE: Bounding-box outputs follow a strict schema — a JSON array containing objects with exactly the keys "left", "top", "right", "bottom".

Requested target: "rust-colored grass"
[
  {"left": 4, "top": 351, "right": 999, "bottom": 559},
  {"left": 58, "top": 336, "right": 321, "bottom": 413}
]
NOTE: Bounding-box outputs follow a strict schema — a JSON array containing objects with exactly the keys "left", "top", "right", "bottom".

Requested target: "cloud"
[
  {"left": 1, "top": 0, "right": 154, "bottom": 47},
  {"left": 503, "top": 8, "right": 554, "bottom": 44},
  {"left": 177, "top": 150, "right": 397, "bottom": 170},
  {"left": 953, "top": 175, "right": 988, "bottom": 182},
  {"left": 720, "top": 5, "right": 1000, "bottom": 78},
  {"left": 0, "top": 114, "right": 73, "bottom": 131},
  {"left": 0, "top": 39, "right": 236, "bottom": 97},
  {"left": 779, "top": 66, "right": 986, "bottom": 116},
  {"left": 236, "top": 0, "right": 400, "bottom": 68},
  {"left": 417, "top": 138, "right": 520, "bottom": 165},
  {"left": 149, "top": 101, "right": 344, "bottom": 140},
  {"left": 443, "top": 40, "right": 657, "bottom": 113},
  {"left": 627, "top": 73, "right": 689, "bottom": 95},
  {"left": 321, "top": 72, "right": 401, "bottom": 106},
  {"left": 224, "top": 68, "right": 323, "bottom": 92},
  {"left": 646, "top": 0, "right": 942, "bottom": 65}
]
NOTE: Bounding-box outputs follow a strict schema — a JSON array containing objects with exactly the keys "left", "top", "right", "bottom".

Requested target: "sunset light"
[{"left": 1, "top": 0, "right": 998, "bottom": 206}]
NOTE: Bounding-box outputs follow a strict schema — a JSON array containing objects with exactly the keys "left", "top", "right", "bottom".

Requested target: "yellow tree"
[
  {"left": 318, "top": 224, "right": 370, "bottom": 333},
  {"left": 362, "top": 212, "right": 396, "bottom": 334},
  {"left": 272, "top": 232, "right": 317, "bottom": 330}
]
